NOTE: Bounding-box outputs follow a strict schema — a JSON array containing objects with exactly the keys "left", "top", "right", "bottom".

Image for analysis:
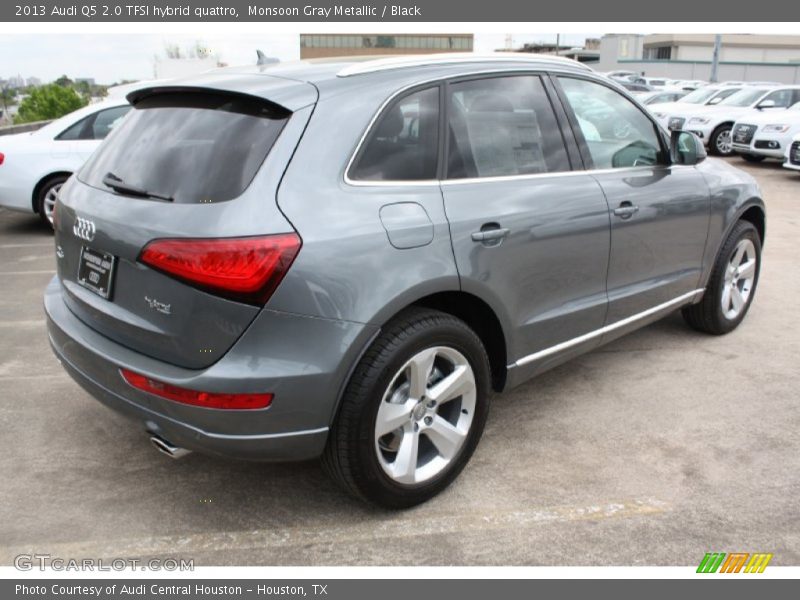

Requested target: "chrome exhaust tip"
[{"left": 149, "top": 434, "right": 192, "bottom": 459}]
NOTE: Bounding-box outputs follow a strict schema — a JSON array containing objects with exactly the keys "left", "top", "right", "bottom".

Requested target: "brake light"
[
  {"left": 120, "top": 368, "right": 272, "bottom": 410},
  {"left": 0, "top": 152, "right": 4, "bottom": 165},
  {"left": 139, "top": 234, "right": 301, "bottom": 304}
]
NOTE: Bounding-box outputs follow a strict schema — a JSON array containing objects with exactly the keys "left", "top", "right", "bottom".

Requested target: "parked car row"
[{"left": 646, "top": 85, "right": 800, "bottom": 158}]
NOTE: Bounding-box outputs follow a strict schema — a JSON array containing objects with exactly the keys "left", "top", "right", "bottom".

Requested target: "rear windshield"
[{"left": 79, "top": 92, "right": 290, "bottom": 204}]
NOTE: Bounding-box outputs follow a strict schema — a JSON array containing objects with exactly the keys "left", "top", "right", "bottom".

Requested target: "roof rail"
[{"left": 337, "top": 52, "right": 593, "bottom": 77}]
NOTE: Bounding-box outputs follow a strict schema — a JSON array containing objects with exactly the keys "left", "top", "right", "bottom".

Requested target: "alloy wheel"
[
  {"left": 43, "top": 183, "right": 62, "bottom": 226},
  {"left": 715, "top": 129, "right": 733, "bottom": 155},
  {"left": 374, "top": 346, "right": 476, "bottom": 485},
  {"left": 721, "top": 238, "right": 757, "bottom": 320}
]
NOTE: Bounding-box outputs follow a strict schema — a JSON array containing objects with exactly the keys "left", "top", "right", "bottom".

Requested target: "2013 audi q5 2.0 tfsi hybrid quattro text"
[{"left": 45, "top": 55, "right": 765, "bottom": 508}]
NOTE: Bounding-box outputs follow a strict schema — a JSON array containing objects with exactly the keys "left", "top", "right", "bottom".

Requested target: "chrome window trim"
[
  {"left": 343, "top": 67, "right": 691, "bottom": 189},
  {"left": 508, "top": 289, "right": 705, "bottom": 369}
]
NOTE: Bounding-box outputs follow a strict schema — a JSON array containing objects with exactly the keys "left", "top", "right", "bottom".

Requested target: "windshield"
[
  {"left": 79, "top": 92, "right": 289, "bottom": 204},
  {"left": 679, "top": 88, "right": 721, "bottom": 104},
  {"left": 719, "top": 89, "right": 769, "bottom": 107}
]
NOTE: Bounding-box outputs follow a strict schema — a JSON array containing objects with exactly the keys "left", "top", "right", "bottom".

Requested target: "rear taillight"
[
  {"left": 0, "top": 152, "right": 4, "bottom": 165},
  {"left": 120, "top": 368, "right": 272, "bottom": 410},
  {"left": 139, "top": 234, "right": 301, "bottom": 305}
]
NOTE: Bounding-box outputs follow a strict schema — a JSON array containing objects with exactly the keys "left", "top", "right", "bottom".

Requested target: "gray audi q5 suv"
[{"left": 46, "top": 54, "right": 765, "bottom": 507}]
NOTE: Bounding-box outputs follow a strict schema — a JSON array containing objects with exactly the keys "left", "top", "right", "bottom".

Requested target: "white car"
[
  {"left": 784, "top": 132, "right": 800, "bottom": 172},
  {"left": 731, "top": 102, "right": 800, "bottom": 162},
  {"left": 0, "top": 99, "right": 131, "bottom": 226},
  {"left": 665, "top": 86, "right": 800, "bottom": 156},
  {"left": 649, "top": 85, "right": 744, "bottom": 129}
]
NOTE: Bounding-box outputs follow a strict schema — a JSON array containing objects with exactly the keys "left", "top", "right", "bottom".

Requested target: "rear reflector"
[
  {"left": 120, "top": 368, "right": 272, "bottom": 410},
  {"left": 139, "top": 234, "right": 301, "bottom": 305}
]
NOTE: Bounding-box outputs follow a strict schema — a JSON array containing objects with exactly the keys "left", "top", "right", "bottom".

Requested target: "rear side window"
[
  {"left": 349, "top": 86, "right": 440, "bottom": 181},
  {"left": 56, "top": 106, "right": 131, "bottom": 141},
  {"left": 447, "top": 75, "right": 570, "bottom": 179},
  {"left": 79, "top": 92, "right": 289, "bottom": 204}
]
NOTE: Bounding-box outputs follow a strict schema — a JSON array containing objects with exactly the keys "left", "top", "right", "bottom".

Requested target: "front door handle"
[
  {"left": 471, "top": 226, "right": 510, "bottom": 244},
  {"left": 613, "top": 202, "right": 639, "bottom": 219}
]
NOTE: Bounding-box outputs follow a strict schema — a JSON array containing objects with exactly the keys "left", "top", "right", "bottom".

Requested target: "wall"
[{"left": 616, "top": 60, "right": 800, "bottom": 84}]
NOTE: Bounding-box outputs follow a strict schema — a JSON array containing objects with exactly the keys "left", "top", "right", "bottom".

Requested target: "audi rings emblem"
[{"left": 73, "top": 216, "right": 96, "bottom": 242}]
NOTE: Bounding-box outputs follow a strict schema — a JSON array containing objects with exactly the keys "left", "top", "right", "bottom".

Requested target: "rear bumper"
[
  {"left": 44, "top": 276, "right": 377, "bottom": 461},
  {"left": 0, "top": 181, "right": 34, "bottom": 213}
]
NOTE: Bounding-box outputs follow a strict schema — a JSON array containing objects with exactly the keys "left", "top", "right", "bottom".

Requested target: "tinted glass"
[
  {"left": 91, "top": 106, "right": 130, "bottom": 139},
  {"left": 79, "top": 92, "right": 289, "bottom": 204},
  {"left": 680, "top": 87, "right": 723, "bottom": 104},
  {"left": 57, "top": 115, "right": 91, "bottom": 140},
  {"left": 559, "top": 77, "right": 664, "bottom": 170},
  {"left": 350, "top": 86, "right": 439, "bottom": 181},
  {"left": 447, "top": 75, "right": 569, "bottom": 179}
]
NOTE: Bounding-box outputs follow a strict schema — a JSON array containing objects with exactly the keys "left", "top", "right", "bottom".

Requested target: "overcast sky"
[{"left": 1, "top": 33, "right": 597, "bottom": 84}]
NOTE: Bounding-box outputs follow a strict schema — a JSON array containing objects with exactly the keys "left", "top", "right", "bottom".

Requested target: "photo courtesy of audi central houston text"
[{"left": 38, "top": 53, "right": 765, "bottom": 508}]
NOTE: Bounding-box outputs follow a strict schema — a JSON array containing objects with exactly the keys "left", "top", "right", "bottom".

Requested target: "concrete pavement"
[{"left": 1, "top": 159, "right": 798, "bottom": 566}]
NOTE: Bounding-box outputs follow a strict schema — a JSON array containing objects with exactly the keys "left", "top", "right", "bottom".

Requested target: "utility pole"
[{"left": 710, "top": 34, "right": 722, "bottom": 83}]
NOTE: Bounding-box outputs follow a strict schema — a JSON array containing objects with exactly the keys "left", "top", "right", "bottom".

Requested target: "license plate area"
[{"left": 77, "top": 246, "right": 117, "bottom": 299}]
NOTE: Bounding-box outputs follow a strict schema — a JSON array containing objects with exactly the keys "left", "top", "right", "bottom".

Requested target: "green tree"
[{"left": 13, "top": 84, "right": 87, "bottom": 124}]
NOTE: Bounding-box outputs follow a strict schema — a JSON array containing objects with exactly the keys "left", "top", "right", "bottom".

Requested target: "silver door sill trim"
[{"left": 509, "top": 289, "right": 704, "bottom": 369}]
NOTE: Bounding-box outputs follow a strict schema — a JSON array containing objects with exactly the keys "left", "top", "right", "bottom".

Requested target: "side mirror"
[
  {"left": 671, "top": 130, "right": 706, "bottom": 165},
  {"left": 757, "top": 99, "right": 777, "bottom": 109},
  {"left": 708, "top": 97, "right": 723, "bottom": 105}
]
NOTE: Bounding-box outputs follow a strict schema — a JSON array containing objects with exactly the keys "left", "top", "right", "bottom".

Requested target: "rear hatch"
[{"left": 53, "top": 76, "right": 316, "bottom": 369}]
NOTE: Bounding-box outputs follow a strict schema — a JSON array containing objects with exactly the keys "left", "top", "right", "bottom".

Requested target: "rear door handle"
[
  {"left": 613, "top": 202, "right": 639, "bottom": 219},
  {"left": 471, "top": 227, "right": 510, "bottom": 243}
]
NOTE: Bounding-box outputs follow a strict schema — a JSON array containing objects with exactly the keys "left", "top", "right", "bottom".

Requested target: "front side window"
[
  {"left": 558, "top": 77, "right": 665, "bottom": 170},
  {"left": 719, "top": 89, "right": 769, "bottom": 107},
  {"left": 760, "top": 89, "right": 796, "bottom": 108},
  {"left": 446, "top": 75, "right": 569, "bottom": 179},
  {"left": 349, "top": 86, "right": 440, "bottom": 181}
]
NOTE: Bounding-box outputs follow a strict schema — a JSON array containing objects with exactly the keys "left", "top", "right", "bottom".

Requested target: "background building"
[
  {"left": 598, "top": 34, "right": 800, "bottom": 83},
  {"left": 300, "top": 34, "right": 473, "bottom": 59}
]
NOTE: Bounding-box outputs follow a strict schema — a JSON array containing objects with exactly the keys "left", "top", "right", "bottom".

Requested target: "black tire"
[
  {"left": 322, "top": 307, "right": 491, "bottom": 509},
  {"left": 36, "top": 174, "right": 69, "bottom": 229},
  {"left": 709, "top": 124, "right": 733, "bottom": 156},
  {"left": 741, "top": 154, "right": 766, "bottom": 163},
  {"left": 682, "top": 220, "right": 761, "bottom": 335}
]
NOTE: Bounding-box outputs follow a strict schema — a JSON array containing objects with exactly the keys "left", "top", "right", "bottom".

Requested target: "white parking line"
[
  {"left": 0, "top": 374, "right": 65, "bottom": 381},
  {"left": 0, "top": 270, "right": 56, "bottom": 275},
  {"left": 0, "top": 319, "right": 45, "bottom": 328},
  {"left": 0, "top": 498, "right": 669, "bottom": 560}
]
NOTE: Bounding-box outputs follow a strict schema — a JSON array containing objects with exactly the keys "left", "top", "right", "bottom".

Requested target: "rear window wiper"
[{"left": 102, "top": 172, "right": 173, "bottom": 202}]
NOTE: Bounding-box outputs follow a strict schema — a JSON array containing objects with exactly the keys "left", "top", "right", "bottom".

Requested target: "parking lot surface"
[{"left": 1, "top": 159, "right": 798, "bottom": 566}]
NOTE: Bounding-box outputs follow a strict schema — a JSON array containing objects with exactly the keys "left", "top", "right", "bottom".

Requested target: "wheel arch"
[
  {"left": 699, "top": 199, "right": 766, "bottom": 292},
  {"left": 409, "top": 291, "right": 509, "bottom": 392},
  {"left": 31, "top": 171, "right": 72, "bottom": 214},
  {"left": 738, "top": 203, "right": 766, "bottom": 247}
]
